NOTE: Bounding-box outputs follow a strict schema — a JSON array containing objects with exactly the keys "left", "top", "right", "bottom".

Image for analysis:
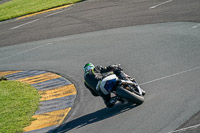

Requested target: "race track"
[
  {"left": 0, "top": 0, "right": 200, "bottom": 133},
  {"left": 0, "top": 22, "right": 200, "bottom": 133}
]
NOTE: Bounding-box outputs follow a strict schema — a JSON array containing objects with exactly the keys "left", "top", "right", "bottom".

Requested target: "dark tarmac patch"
[
  {"left": 172, "top": 111, "right": 200, "bottom": 133},
  {"left": 0, "top": 0, "right": 11, "bottom": 4}
]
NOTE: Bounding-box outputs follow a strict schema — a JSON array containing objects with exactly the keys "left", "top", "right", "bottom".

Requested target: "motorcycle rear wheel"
[{"left": 116, "top": 85, "right": 144, "bottom": 105}]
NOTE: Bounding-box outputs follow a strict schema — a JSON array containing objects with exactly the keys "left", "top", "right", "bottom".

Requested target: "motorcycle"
[{"left": 100, "top": 72, "right": 145, "bottom": 105}]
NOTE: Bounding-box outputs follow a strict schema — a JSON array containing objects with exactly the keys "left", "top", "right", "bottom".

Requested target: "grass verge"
[
  {"left": 0, "top": 0, "right": 82, "bottom": 21},
  {"left": 0, "top": 80, "right": 40, "bottom": 133}
]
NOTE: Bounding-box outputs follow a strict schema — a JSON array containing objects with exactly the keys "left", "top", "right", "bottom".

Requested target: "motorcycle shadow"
[{"left": 53, "top": 103, "right": 138, "bottom": 133}]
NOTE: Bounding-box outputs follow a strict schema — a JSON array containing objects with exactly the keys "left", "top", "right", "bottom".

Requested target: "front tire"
[{"left": 116, "top": 85, "right": 144, "bottom": 105}]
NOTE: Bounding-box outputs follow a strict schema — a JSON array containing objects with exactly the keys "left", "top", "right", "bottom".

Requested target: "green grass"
[
  {"left": 0, "top": 80, "right": 40, "bottom": 133},
  {"left": 0, "top": 0, "right": 82, "bottom": 21}
]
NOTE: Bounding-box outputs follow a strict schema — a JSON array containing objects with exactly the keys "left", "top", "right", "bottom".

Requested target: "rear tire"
[{"left": 116, "top": 85, "right": 144, "bottom": 105}]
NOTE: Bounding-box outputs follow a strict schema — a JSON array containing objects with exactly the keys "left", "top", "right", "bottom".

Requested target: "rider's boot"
[{"left": 106, "top": 97, "right": 117, "bottom": 108}]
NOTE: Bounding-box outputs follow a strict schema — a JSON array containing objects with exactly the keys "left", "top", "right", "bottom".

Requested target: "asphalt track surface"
[
  {"left": 0, "top": 0, "right": 200, "bottom": 47},
  {"left": 0, "top": 22, "right": 200, "bottom": 133},
  {"left": 0, "top": 0, "right": 200, "bottom": 133}
]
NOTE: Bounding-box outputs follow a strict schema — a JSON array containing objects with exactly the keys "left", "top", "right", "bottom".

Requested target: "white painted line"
[
  {"left": 0, "top": 43, "right": 53, "bottom": 61},
  {"left": 149, "top": 0, "right": 173, "bottom": 9},
  {"left": 192, "top": 24, "right": 200, "bottom": 29},
  {"left": 45, "top": 10, "right": 64, "bottom": 17},
  {"left": 139, "top": 66, "right": 200, "bottom": 86},
  {"left": 11, "top": 19, "right": 40, "bottom": 30},
  {"left": 168, "top": 123, "right": 200, "bottom": 133},
  {"left": 11, "top": 9, "right": 65, "bottom": 30}
]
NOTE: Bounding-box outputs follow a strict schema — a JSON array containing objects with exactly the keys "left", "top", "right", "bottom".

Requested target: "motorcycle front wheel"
[{"left": 116, "top": 85, "right": 144, "bottom": 105}]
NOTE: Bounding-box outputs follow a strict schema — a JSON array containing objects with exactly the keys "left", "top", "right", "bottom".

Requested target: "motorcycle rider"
[{"left": 83, "top": 63, "right": 143, "bottom": 108}]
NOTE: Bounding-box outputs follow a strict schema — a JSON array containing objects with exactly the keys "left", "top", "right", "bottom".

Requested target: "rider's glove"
[{"left": 108, "top": 64, "right": 123, "bottom": 71}]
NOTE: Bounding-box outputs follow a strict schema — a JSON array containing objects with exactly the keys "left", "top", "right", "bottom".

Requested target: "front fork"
[{"left": 119, "top": 80, "right": 143, "bottom": 96}]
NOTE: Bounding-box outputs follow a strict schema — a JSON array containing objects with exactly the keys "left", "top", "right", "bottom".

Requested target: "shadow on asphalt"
[{"left": 49, "top": 103, "right": 137, "bottom": 133}]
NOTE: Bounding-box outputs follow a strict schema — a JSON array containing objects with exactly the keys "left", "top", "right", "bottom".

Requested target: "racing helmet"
[{"left": 83, "top": 63, "right": 95, "bottom": 74}]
